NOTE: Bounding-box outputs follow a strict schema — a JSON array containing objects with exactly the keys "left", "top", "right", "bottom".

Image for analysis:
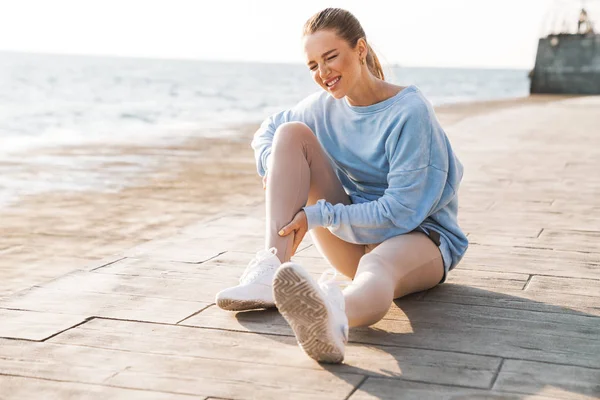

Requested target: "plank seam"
[
  {"left": 89, "top": 257, "right": 127, "bottom": 271},
  {"left": 0, "top": 336, "right": 38, "bottom": 342},
  {"left": 186, "top": 251, "right": 228, "bottom": 265},
  {"left": 41, "top": 317, "right": 96, "bottom": 342},
  {"left": 102, "top": 366, "right": 131, "bottom": 384},
  {"left": 293, "top": 244, "right": 314, "bottom": 255},
  {"left": 536, "top": 228, "right": 544, "bottom": 238},
  {"left": 344, "top": 376, "right": 369, "bottom": 400},
  {"left": 454, "top": 267, "right": 600, "bottom": 281},
  {"left": 367, "top": 375, "right": 493, "bottom": 391},
  {"left": 123, "top": 251, "right": 228, "bottom": 264},
  {"left": 176, "top": 304, "right": 215, "bottom": 324},
  {"left": 0, "top": 373, "right": 203, "bottom": 398},
  {"left": 522, "top": 274, "right": 534, "bottom": 290},
  {"left": 488, "top": 358, "right": 505, "bottom": 389}
]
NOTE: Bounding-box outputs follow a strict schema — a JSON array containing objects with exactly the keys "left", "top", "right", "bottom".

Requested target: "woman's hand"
[{"left": 278, "top": 210, "right": 308, "bottom": 256}]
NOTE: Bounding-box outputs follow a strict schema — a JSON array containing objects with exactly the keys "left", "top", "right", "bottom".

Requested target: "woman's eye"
[{"left": 327, "top": 55, "right": 337, "bottom": 61}]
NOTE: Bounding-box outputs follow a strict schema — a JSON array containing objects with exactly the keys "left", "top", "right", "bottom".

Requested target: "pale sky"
[{"left": 0, "top": 0, "right": 583, "bottom": 69}]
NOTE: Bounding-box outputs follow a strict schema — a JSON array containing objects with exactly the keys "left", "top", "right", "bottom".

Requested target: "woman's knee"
[
  {"left": 356, "top": 252, "right": 393, "bottom": 278},
  {"left": 354, "top": 253, "right": 396, "bottom": 294},
  {"left": 272, "top": 122, "right": 315, "bottom": 150}
]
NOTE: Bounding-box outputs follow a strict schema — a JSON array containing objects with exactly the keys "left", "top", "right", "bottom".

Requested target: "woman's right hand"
[{"left": 262, "top": 171, "right": 268, "bottom": 190}]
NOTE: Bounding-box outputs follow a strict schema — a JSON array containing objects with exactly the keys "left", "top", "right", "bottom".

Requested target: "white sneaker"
[
  {"left": 273, "top": 263, "right": 349, "bottom": 364},
  {"left": 215, "top": 247, "right": 281, "bottom": 311}
]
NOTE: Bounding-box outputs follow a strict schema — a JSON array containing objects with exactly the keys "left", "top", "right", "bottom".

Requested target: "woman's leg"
[
  {"left": 343, "top": 231, "right": 444, "bottom": 327},
  {"left": 265, "top": 122, "right": 364, "bottom": 269}
]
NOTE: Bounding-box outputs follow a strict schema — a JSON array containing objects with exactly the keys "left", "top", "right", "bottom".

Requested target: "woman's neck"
[{"left": 345, "top": 75, "right": 403, "bottom": 107}]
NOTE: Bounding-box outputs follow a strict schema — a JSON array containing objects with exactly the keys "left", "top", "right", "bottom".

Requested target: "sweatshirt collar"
[{"left": 343, "top": 85, "right": 416, "bottom": 114}]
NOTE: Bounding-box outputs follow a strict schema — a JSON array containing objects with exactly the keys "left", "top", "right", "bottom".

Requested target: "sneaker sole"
[
  {"left": 273, "top": 264, "right": 344, "bottom": 364},
  {"left": 216, "top": 298, "right": 275, "bottom": 311}
]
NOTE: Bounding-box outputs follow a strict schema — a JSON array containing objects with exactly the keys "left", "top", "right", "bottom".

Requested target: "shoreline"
[{"left": 0, "top": 93, "right": 576, "bottom": 298}]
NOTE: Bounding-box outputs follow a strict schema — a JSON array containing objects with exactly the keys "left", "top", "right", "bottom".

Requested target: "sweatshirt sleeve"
[
  {"left": 302, "top": 101, "right": 452, "bottom": 243},
  {"left": 250, "top": 109, "right": 290, "bottom": 177},
  {"left": 250, "top": 92, "right": 321, "bottom": 177}
]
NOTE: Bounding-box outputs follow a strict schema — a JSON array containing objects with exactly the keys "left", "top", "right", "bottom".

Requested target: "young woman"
[{"left": 215, "top": 7, "right": 468, "bottom": 364}]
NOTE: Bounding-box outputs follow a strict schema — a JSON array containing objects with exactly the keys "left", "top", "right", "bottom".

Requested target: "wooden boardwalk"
[{"left": 1, "top": 96, "right": 599, "bottom": 399}]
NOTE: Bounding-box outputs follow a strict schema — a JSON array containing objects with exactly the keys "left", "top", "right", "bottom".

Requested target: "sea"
[{"left": 0, "top": 51, "right": 530, "bottom": 206}]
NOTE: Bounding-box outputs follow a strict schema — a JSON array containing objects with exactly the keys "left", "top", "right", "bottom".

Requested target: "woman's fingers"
[
  {"left": 291, "top": 228, "right": 306, "bottom": 256},
  {"left": 278, "top": 221, "right": 295, "bottom": 236},
  {"left": 279, "top": 211, "right": 307, "bottom": 255}
]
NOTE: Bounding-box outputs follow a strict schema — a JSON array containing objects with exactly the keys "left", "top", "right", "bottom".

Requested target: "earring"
[{"left": 361, "top": 58, "right": 365, "bottom": 65}]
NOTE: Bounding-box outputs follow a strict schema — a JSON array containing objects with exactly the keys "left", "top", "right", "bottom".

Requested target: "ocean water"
[
  {"left": 0, "top": 51, "right": 530, "bottom": 205},
  {"left": 0, "top": 51, "right": 530, "bottom": 152}
]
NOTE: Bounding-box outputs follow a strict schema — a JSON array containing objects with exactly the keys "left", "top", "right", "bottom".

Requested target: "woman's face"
[{"left": 303, "top": 29, "right": 364, "bottom": 99}]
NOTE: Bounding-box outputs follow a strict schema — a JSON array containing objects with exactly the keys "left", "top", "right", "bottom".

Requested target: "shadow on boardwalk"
[{"left": 233, "top": 283, "right": 600, "bottom": 399}]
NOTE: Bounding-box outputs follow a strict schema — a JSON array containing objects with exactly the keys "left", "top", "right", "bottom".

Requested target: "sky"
[{"left": 0, "top": 0, "right": 591, "bottom": 69}]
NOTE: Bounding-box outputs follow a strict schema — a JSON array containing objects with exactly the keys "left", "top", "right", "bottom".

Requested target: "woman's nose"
[{"left": 319, "top": 64, "right": 330, "bottom": 79}]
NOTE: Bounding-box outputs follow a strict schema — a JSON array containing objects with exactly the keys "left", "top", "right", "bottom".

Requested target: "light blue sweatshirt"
[{"left": 251, "top": 85, "right": 468, "bottom": 278}]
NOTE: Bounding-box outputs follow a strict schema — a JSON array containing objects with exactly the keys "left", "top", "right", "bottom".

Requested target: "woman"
[{"left": 215, "top": 7, "right": 468, "bottom": 364}]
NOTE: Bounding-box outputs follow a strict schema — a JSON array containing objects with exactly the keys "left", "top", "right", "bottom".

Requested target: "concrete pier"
[{"left": 530, "top": 34, "right": 600, "bottom": 94}]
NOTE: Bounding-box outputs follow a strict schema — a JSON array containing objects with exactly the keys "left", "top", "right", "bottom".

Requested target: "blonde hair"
[{"left": 303, "top": 8, "right": 385, "bottom": 80}]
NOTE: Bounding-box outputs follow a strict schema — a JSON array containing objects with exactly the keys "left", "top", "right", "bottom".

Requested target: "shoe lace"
[
  {"left": 318, "top": 267, "right": 348, "bottom": 342},
  {"left": 239, "top": 247, "right": 278, "bottom": 284},
  {"left": 318, "top": 267, "right": 345, "bottom": 311}
]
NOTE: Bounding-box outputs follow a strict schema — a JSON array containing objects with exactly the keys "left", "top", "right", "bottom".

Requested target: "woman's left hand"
[{"left": 278, "top": 210, "right": 308, "bottom": 256}]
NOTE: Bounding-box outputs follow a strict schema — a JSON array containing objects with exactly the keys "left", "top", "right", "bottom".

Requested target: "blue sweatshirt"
[{"left": 251, "top": 85, "right": 468, "bottom": 277}]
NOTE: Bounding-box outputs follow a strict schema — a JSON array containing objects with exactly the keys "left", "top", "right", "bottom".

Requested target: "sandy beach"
[{"left": 0, "top": 94, "right": 575, "bottom": 299}]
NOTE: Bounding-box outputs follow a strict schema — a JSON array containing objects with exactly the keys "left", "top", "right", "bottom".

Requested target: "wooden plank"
[
  {"left": 49, "top": 318, "right": 501, "bottom": 389},
  {"left": 0, "top": 375, "right": 201, "bottom": 400},
  {"left": 0, "top": 339, "right": 132, "bottom": 386},
  {"left": 32, "top": 270, "right": 237, "bottom": 303},
  {"left": 457, "top": 243, "right": 600, "bottom": 279},
  {"left": 106, "top": 362, "right": 361, "bottom": 400},
  {"left": 181, "top": 209, "right": 266, "bottom": 238},
  {"left": 537, "top": 229, "right": 600, "bottom": 254},
  {"left": 122, "top": 234, "right": 228, "bottom": 263},
  {"left": 488, "top": 199, "right": 555, "bottom": 212},
  {"left": 94, "top": 250, "right": 328, "bottom": 282},
  {"left": 0, "top": 337, "right": 362, "bottom": 400},
  {"left": 551, "top": 199, "right": 600, "bottom": 213},
  {"left": 440, "top": 268, "right": 529, "bottom": 291},
  {"left": 461, "top": 211, "right": 600, "bottom": 232},
  {"left": 527, "top": 275, "right": 600, "bottom": 298},
  {"left": 348, "top": 377, "right": 560, "bottom": 400},
  {"left": 494, "top": 359, "right": 600, "bottom": 399},
  {"left": 0, "top": 285, "right": 208, "bottom": 324},
  {"left": 422, "top": 270, "right": 600, "bottom": 316},
  {"left": 122, "top": 230, "right": 314, "bottom": 263},
  {"left": 466, "top": 233, "right": 549, "bottom": 250},
  {"left": 0, "top": 308, "right": 85, "bottom": 341},
  {"left": 91, "top": 257, "right": 225, "bottom": 279},
  {"left": 423, "top": 282, "right": 600, "bottom": 316},
  {"left": 467, "top": 229, "right": 600, "bottom": 254}
]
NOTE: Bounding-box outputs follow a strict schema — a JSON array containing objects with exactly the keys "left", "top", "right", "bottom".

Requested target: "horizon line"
[{"left": 0, "top": 49, "right": 532, "bottom": 71}]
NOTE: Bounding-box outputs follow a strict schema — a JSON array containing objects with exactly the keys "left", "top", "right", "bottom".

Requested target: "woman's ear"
[{"left": 356, "top": 37, "right": 368, "bottom": 61}]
